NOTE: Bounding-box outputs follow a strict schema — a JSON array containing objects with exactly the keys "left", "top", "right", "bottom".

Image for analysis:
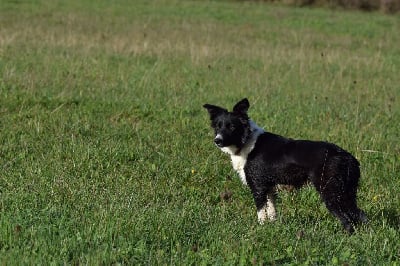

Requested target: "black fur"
[{"left": 203, "top": 98, "right": 367, "bottom": 233}]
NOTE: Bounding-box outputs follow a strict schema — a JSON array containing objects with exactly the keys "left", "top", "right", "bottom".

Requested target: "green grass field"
[{"left": 1, "top": 0, "right": 399, "bottom": 264}]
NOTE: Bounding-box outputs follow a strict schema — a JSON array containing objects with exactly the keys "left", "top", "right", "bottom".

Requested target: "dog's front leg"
[
  {"left": 266, "top": 194, "right": 277, "bottom": 221},
  {"left": 253, "top": 187, "right": 277, "bottom": 224}
]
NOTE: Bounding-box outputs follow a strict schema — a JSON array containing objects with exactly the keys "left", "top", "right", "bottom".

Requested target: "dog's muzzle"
[{"left": 214, "top": 135, "right": 224, "bottom": 147}]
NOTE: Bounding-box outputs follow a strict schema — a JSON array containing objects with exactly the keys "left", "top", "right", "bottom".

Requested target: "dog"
[{"left": 203, "top": 98, "right": 367, "bottom": 233}]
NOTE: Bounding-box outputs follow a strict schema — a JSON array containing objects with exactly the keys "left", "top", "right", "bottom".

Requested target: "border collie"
[{"left": 203, "top": 98, "right": 367, "bottom": 233}]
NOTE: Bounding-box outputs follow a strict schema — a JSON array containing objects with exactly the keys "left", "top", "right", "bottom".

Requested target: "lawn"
[{"left": 0, "top": 0, "right": 399, "bottom": 264}]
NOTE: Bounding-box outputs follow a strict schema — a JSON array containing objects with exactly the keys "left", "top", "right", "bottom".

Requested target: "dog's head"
[{"left": 203, "top": 98, "right": 251, "bottom": 150}]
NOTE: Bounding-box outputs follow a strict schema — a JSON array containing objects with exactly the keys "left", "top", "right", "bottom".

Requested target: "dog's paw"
[
  {"left": 268, "top": 213, "right": 277, "bottom": 222},
  {"left": 258, "top": 208, "right": 277, "bottom": 224},
  {"left": 267, "top": 203, "right": 277, "bottom": 221},
  {"left": 257, "top": 209, "right": 266, "bottom": 224}
]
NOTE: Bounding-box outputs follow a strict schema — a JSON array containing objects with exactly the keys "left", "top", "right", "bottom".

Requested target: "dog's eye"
[{"left": 230, "top": 125, "right": 235, "bottom": 131}]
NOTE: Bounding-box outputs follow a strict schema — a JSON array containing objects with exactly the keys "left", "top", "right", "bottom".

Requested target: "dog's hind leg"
[
  {"left": 339, "top": 193, "right": 368, "bottom": 226},
  {"left": 313, "top": 154, "right": 367, "bottom": 233},
  {"left": 322, "top": 195, "right": 356, "bottom": 233},
  {"left": 317, "top": 178, "right": 365, "bottom": 233},
  {"left": 342, "top": 177, "right": 368, "bottom": 225}
]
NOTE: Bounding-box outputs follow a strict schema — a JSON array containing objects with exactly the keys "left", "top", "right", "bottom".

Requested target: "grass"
[{"left": 0, "top": 0, "right": 399, "bottom": 264}]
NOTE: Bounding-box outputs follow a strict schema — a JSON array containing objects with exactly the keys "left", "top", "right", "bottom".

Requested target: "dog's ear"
[
  {"left": 233, "top": 98, "right": 249, "bottom": 114},
  {"left": 203, "top": 104, "right": 227, "bottom": 120}
]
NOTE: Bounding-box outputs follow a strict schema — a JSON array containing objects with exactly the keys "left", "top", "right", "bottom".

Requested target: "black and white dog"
[{"left": 203, "top": 98, "right": 367, "bottom": 233}]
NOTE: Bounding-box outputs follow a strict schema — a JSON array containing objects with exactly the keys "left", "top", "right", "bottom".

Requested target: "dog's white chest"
[
  {"left": 231, "top": 154, "right": 247, "bottom": 185},
  {"left": 219, "top": 121, "right": 264, "bottom": 186}
]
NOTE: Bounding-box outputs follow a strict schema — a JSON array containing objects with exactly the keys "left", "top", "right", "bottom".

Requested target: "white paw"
[
  {"left": 267, "top": 199, "right": 276, "bottom": 221},
  {"left": 257, "top": 209, "right": 266, "bottom": 224},
  {"left": 268, "top": 213, "right": 277, "bottom": 222}
]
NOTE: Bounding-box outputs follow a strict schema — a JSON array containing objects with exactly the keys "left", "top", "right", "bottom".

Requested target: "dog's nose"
[{"left": 214, "top": 137, "right": 223, "bottom": 147}]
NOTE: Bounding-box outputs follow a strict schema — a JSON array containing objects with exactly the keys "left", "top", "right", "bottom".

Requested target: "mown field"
[{"left": 0, "top": 0, "right": 399, "bottom": 264}]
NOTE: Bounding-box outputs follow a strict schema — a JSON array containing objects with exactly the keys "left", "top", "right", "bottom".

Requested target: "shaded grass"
[{"left": 1, "top": 0, "right": 399, "bottom": 264}]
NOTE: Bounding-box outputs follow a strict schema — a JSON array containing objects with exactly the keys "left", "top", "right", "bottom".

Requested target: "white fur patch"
[
  {"left": 257, "top": 195, "right": 277, "bottom": 224},
  {"left": 257, "top": 208, "right": 267, "bottom": 224},
  {"left": 267, "top": 196, "right": 277, "bottom": 221},
  {"left": 219, "top": 121, "right": 264, "bottom": 185}
]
